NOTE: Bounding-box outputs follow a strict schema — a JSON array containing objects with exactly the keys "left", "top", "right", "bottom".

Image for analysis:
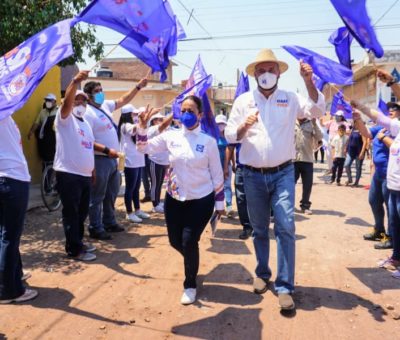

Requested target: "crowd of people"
[{"left": 0, "top": 49, "right": 399, "bottom": 311}]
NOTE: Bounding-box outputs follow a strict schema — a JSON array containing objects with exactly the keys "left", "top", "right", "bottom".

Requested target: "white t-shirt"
[
  {"left": 84, "top": 100, "right": 120, "bottom": 155},
  {"left": 53, "top": 110, "right": 95, "bottom": 177},
  {"left": 330, "top": 134, "right": 348, "bottom": 158},
  {"left": 387, "top": 119, "right": 400, "bottom": 191},
  {"left": 0, "top": 116, "right": 30, "bottom": 182},
  {"left": 148, "top": 125, "right": 170, "bottom": 166},
  {"left": 120, "top": 122, "right": 145, "bottom": 168}
]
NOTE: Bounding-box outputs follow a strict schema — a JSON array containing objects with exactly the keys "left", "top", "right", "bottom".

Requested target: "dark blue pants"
[
  {"left": 331, "top": 157, "right": 345, "bottom": 183},
  {"left": 294, "top": 161, "right": 313, "bottom": 210},
  {"left": 368, "top": 172, "right": 391, "bottom": 236},
  {"left": 124, "top": 167, "right": 142, "bottom": 213},
  {"left": 56, "top": 172, "right": 91, "bottom": 256},
  {"left": 234, "top": 167, "right": 252, "bottom": 231},
  {"left": 0, "top": 177, "right": 29, "bottom": 300},
  {"left": 165, "top": 192, "right": 214, "bottom": 289}
]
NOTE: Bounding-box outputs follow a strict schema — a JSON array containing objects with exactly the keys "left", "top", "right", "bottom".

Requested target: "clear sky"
[{"left": 78, "top": 0, "right": 400, "bottom": 94}]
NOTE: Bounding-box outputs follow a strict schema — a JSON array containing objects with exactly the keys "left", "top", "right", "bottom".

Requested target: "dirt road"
[{"left": 1, "top": 163, "right": 399, "bottom": 339}]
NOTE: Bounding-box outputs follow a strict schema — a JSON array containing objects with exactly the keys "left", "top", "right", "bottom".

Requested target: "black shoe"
[
  {"left": 140, "top": 196, "right": 151, "bottom": 203},
  {"left": 105, "top": 224, "right": 125, "bottom": 233},
  {"left": 374, "top": 235, "right": 393, "bottom": 249},
  {"left": 363, "top": 228, "right": 383, "bottom": 241},
  {"left": 89, "top": 230, "right": 112, "bottom": 240},
  {"left": 239, "top": 228, "right": 252, "bottom": 240}
]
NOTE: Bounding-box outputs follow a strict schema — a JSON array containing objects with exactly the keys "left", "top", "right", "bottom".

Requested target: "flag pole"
[{"left": 90, "top": 43, "right": 121, "bottom": 72}]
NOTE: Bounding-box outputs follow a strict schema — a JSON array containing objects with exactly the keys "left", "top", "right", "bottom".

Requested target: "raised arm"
[
  {"left": 115, "top": 77, "right": 148, "bottom": 110},
  {"left": 377, "top": 69, "right": 400, "bottom": 99},
  {"left": 61, "top": 71, "right": 89, "bottom": 119}
]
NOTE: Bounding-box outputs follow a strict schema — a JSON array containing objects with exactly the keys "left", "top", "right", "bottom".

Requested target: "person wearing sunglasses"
[{"left": 136, "top": 95, "right": 224, "bottom": 305}]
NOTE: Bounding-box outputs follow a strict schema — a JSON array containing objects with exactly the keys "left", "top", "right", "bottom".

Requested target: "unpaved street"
[{"left": 1, "top": 163, "right": 399, "bottom": 340}]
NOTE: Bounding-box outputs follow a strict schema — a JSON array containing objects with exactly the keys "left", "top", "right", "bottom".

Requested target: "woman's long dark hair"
[
  {"left": 117, "top": 112, "right": 136, "bottom": 144},
  {"left": 182, "top": 95, "right": 202, "bottom": 112}
]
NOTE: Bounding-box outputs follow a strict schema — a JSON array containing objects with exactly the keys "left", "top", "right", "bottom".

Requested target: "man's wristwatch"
[{"left": 136, "top": 85, "right": 141, "bottom": 91}]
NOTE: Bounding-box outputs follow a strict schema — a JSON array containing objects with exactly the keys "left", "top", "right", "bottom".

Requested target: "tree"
[{"left": 0, "top": 0, "right": 104, "bottom": 65}]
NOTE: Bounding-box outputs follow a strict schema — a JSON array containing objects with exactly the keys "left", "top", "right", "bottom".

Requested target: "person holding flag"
[
  {"left": 351, "top": 71, "right": 400, "bottom": 250},
  {"left": 83, "top": 76, "right": 148, "bottom": 240},
  {"left": 136, "top": 95, "right": 224, "bottom": 305},
  {"left": 225, "top": 49, "right": 325, "bottom": 311},
  {"left": 351, "top": 99, "right": 400, "bottom": 278}
]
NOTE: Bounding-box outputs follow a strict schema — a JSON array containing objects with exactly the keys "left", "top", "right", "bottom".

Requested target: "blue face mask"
[
  {"left": 180, "top": 110, "right": 198, "bottom": 129},
  {"left": 93, "top": 92, "right": 105, "bottom": 105}
]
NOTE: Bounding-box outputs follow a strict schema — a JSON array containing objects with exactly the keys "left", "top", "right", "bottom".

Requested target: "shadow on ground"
[
  {"left": 171, "top": 307, "right": 262, "bottom": 339},
  {"left": 347, "top": 267, "right": 400, "bottom": 293}
]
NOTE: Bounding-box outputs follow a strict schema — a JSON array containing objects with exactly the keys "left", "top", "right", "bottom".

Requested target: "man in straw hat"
[{"left": 225, "top": 49, "right": 325, "bottom": 310}]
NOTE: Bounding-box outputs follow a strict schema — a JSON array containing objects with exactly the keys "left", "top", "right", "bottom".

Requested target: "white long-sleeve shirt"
[
  {"left": 225, "top": 88, "right": 325, "bottom": 168},
  {"left": 136, "top": 125, "right": 224, "bottom": 210},
  {"left": 377, "top": 112, "right": 400, "bottom": 191}
]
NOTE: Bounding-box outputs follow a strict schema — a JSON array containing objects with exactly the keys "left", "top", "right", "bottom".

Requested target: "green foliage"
[{"left": 0, "top": 0, "right": 104, "bottom": 65}]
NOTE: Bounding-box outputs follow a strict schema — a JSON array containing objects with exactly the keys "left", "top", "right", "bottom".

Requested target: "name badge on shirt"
[
  {"left": 276, "top": 98, "right": 288, "bottom": 107},
  {"left": 196, "top": 144, "right": 205, "bottom": 153}
]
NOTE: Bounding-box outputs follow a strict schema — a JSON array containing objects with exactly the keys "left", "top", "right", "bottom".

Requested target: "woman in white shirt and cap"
[
  {"left": 54, "top": 71, "right": 119, "bottom": 262},
  {"left": 118, "top": 104, "right": 150, "bottom": 223},
  {"left": 136, "top": 95, "right": 224, "bottom": 305},
  {"left": 147, "top": 112, "right": 173, "bottom": 213}
]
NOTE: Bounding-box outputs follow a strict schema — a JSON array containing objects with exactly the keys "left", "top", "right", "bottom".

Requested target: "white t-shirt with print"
[
  {"left": 387, "top": 120, "right": 400, "bottom": 191},
  {"left": 0, "top": 116, "right": 30, "bottom": 182},
  {"left": 53, "top": 110, "right": 95, "bottom": 177},
  {"left": 84, "top": 100, "right": 120, "bottom": 155},
  {"left": 120, "top": 122, "right": 145, "bottom": 168},
  {"left": 148, "top": 125, "right": 170, "bottom": 166}
]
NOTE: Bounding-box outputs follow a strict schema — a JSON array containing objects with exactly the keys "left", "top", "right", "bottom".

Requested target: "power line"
[
  {"left": 374, "top": 0, "right": 400, "bottom": 25},
  {"left": 180, "top": 24, "right": 400, "bottom": 42}
]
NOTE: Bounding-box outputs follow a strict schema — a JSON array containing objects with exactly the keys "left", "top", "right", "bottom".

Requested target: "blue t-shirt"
[
  {"left": 217, "top": 135, "right": 228, "bottom": 166},
  {"left": 370, "top": 125, "right": 390, "bottom": 178},
  {"left": 348, "top": 129, "right": 363, "bottom": 158}
]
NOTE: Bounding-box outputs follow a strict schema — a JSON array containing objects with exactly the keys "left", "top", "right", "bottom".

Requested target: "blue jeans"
[
  {"left": 344, "top": 153, "right": 363, "bottom": 185},
  {"left": 243, "top": 164, "right": 295, "bottom": 294},
  {"left": 369, "top": 172, "right": 391, "bottom": 236},
  {"left": 388, "top": 190, "right": 400, "bottom": 260},
  {"left": 89, "top": 156, "right": 120, "bottom": 233},
  {"left": 234, "top": 167, "right": 252, "bottom": 231},
  {"left": 124, "top": 167, "right": 142, "bottom": 213},
  {"left": 224, "top": 165, "right": 232, "bottom": 207},
  {"left": 0, "top": 177, "right": 29, "bottom": 300}
]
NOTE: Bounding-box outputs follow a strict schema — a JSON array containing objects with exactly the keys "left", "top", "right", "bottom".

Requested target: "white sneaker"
[
  {"left": 135, "top": 210, "right": 150, "bottom": 219},
  {"left": 127, "top": 213, "right": 142, "bottom": 223},
  {"left": 180, "top": 288, "right": 196, "bottom": 305},
  {"left": 226, "top": 206, "right": 234, "bottom": 217},
  {"left": 152, "top": 205, "right": 164, "bottom": 213}
]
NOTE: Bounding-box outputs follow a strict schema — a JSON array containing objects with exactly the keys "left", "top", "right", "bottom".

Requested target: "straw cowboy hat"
[{"left": 246, "top": 49, "right": 289, "bottom": 77}]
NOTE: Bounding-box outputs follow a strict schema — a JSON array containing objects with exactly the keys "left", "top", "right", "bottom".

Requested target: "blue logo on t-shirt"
[{"left": 196, "top": 144, "right": 205, "bottom": 152}]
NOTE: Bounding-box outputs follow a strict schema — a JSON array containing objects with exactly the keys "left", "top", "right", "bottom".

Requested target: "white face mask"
[
  {"left": 72, "top": 105, "right": 86, "bottom": 118},
  {"left": 45, "top": 101, "right": 54, "bottom": 109},
  {"left": 257, "top": 72, "right": 278, "bottom": 90}
]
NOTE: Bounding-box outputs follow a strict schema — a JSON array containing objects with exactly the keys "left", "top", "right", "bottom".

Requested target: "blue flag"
[
  {"left": 75, "top": 0, "right": 184, "bottom": 81},
  {"left": 0, "top": 19, "right": 74, "bottom": 121},
  {"left": 172, "top": 74, "right": 212, "bottom": 118},
  {"left": 282, "top": 45, "right": 353, "bottom": 85},
  {"left": 329, "top": 27, "right": 353, "bottom": 69},
  {"left": 378, "top": 96, "right": 389, "bottom": 116},
  {"left": 330, "top": 90, "right": 352, "bottom": 119},
  {"left": 329, "top": 0, "right": 384, "bottom": 58},
  {"left": 312, "top": 74, "right": 327, "bottom": 91},
  {"left": 173, "top": 56, "right": 219, "bottom": 139},
  {"left": 234, "top": 72, "right": 250, "bottom": 100}
]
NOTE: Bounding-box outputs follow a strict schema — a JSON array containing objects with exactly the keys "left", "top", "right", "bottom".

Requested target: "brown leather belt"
[{"left": 244, "top": 160, "right": 292, "bottom": 174}]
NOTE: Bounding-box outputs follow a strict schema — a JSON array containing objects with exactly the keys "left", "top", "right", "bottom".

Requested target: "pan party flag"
[{"left": 0, "top": 19, "right": 74, "bottom": 121}]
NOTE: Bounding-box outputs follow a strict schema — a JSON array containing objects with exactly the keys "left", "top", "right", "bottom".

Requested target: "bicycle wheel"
[{"left": 41, "top": 165, "right": 61, "bottom": 211}]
